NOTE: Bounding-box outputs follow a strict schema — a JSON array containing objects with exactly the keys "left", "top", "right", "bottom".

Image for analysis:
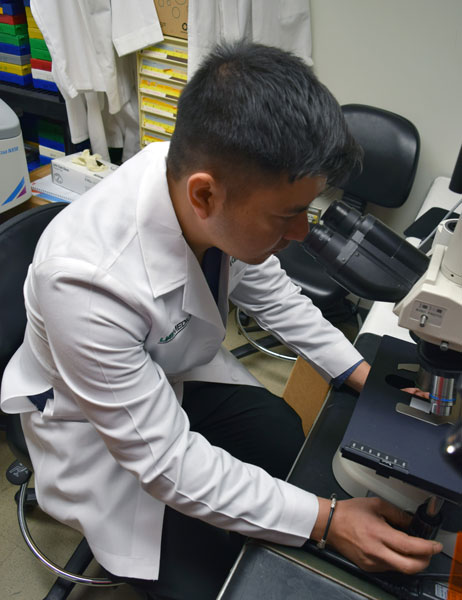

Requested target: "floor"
[{"left": 0, "top": 308, "right": 302, "bottom": 600}]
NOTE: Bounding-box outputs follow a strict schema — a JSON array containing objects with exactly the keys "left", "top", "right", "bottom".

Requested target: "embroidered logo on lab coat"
[{"left": 159, "top": 315, "right": 192, "bottom": 344}]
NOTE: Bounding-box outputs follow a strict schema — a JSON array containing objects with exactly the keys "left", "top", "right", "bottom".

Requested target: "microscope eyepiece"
[
  {"left": 302, "top": 200, "right": 430, "bottom": 302},
  {"left": 321, "top": 200, "right": 362, "bottom": 237}
]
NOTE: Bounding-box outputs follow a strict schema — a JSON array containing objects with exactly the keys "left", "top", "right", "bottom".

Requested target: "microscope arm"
[{"left": 393, "top": 213, "right": 462, "bottom": 353}]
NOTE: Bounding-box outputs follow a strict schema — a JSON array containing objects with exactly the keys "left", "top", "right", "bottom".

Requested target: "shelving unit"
[
  {"left": 137, "top": 35, "right": 188, "bottom": 148},
  {"left": 0, "top": 82, "right": 84, "bottom": 155}
]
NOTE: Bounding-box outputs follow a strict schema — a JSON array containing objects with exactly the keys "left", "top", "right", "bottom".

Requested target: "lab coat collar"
[{"left": 136, "top": 143, "right": 227, "bottom": 331}]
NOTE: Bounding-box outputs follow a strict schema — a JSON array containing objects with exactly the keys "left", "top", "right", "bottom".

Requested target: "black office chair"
[
  {"left": 0, "top": 203, "right": 119, "bottom": 599},
  {"left": 233, "top": 104, "right": 420, "bottom": 360}
]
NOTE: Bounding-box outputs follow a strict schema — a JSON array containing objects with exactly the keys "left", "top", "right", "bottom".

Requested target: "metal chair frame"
[
  {"left": 16, "top": 474, "right": 119, "bottom": 588},
  {"left": 234, "top": 308, "right": 296, "bottom": 362}
]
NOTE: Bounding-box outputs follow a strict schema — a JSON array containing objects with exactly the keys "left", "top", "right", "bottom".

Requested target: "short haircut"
[{"left": 167, "top": 41, "right": 362, "bottom": 189}]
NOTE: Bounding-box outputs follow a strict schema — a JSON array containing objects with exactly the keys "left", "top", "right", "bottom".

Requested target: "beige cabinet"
[{"left": 137, "top": 35, "right": 188, "bottom": 148}]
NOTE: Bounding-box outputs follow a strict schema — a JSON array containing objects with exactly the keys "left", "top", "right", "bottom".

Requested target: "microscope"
[{"left": 303, "top": 145, "right": 462, "bottom": 544}]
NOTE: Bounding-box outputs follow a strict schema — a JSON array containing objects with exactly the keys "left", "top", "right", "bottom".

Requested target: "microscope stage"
[{"left": 340, "top": 335, "right": 462, "bottom": 504}]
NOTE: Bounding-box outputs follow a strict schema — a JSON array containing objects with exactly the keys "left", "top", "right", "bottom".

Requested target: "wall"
[{"left": 310, "top": 0, "right": 462, "bottom": 233}]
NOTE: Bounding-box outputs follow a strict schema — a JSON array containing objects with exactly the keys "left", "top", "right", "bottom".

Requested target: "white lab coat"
[
  {"left": 1, "top": 142, "right": 363, "bottom": 579},
  {"left": 188, "top": 0, "right": 313, "bottom": 77},
  {"left": 30, "top": 0, "right": 163, "bottom": 161}
]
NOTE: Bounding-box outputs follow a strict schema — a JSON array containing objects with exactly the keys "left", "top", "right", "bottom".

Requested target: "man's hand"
[
  {"left": 344, "top": 363, "right": 430, "bottom": 399},
  {"left": 312, "top": 496, "right": 442, "bottom": 574},
  {"left": 402, "top": 387, "right": 430, "bottom": 399}
]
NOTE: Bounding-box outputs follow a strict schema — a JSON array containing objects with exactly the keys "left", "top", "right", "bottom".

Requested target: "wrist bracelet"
[{"left": 316, "top": 493, "right": 337, "bottom": 550}]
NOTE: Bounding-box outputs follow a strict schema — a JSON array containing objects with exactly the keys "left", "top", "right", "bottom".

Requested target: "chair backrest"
[
  {"left": 0, "top": 203, "right": 67, "bottom": 375},
  {"left": 340, "top": 104, "right": 420, "bottom": 212},
  {"left": 276, "top": 104, "right": 420, "bottom": 316}
]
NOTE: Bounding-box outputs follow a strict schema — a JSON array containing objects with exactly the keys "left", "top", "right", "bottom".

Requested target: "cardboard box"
[
  {"left": 153, "top": 0, "right": 188, "bottom": 40},
  {"left": 51, "top": 151, "right": 118, "bottom": 195},
  {"left": 283, "top": 358, "right": 330, "bottom": 436}
]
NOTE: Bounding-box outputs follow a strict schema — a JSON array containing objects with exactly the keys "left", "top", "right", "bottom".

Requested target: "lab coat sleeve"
[
  {"left": 229, "top": 256, "right": 364, "bottom": 381},
  {"left": 111, "top": 0, "right": 164, "bottom": 57},
  {"left": 32, "top": 260, "right": 317, "bottom": 547}
]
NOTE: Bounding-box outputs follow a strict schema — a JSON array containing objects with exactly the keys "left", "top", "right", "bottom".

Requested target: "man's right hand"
[{"left": 312, "top": 496, "right": 443, "bottom": 574}]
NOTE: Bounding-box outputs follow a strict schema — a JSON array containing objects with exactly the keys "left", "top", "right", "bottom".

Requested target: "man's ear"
[{"left": 187, "top": 172, "right": 224, "bottom": 220}]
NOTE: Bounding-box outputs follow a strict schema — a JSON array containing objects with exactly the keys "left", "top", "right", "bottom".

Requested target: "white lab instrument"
[{"left": 0, "top": 98, "right": 31, "bottom": 213}]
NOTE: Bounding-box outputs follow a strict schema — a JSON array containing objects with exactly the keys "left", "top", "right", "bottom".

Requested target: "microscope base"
[
  {"left": 332, "top": 448, "right": 429, "bottom": 512},
  {"left": 333, "top": 449, "right": 457, "bottom": 557}
]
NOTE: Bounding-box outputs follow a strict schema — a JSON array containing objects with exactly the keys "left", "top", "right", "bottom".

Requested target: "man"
[{"left": 1, "top": 42, "right": 441, "bottom": 599}]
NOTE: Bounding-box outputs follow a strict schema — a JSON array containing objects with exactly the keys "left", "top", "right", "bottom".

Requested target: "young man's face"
[{"left": 210, "top": 175, "right": 326, "bottom": 264}]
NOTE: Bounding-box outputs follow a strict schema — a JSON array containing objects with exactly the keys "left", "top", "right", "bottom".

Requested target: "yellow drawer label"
[
  {"left": 142, "top": 115, "right": 175, "bottom": 135},
  {"left": 141, "top": 62, "right": 187, "bottom": 83},
  {"left": 141, "top": 96, "right": 177, "bottom": 118},
  {"left": 142, "top": 132, "right": 171, "bottom": 145},
  {"left": 139, "top": 78, "right": 182, "bottom": 99},
  {"left": 143, "top": 45, "right": 187, "bottom": 64}
]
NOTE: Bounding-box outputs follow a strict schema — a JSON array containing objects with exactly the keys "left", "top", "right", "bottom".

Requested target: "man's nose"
[{"left": 285, "top": 212, "right": 310, "bottom": 242}]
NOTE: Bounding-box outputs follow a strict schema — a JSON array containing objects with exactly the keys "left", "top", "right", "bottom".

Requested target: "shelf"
[
  {"left": 0, "top": 81, "right": 88, "bottom": 154},
  {"left": 0, "top": 81, "right": 67, "bottom": 120}
]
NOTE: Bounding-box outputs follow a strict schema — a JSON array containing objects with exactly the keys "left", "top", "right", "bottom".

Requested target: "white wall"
[{"left": 310, "top": 0, "right": 462, "bottom": 233}]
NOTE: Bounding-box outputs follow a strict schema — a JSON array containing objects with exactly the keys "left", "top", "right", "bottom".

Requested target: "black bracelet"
[{"left": 316, "top": 493, "right": 337, "bottom": 550}]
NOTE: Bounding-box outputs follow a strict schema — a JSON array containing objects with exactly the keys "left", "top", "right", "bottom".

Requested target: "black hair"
[{"left": 167, "top": 41, "right": 362, "bottom": 187}]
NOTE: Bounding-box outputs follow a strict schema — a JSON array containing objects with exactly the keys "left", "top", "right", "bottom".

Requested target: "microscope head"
[
  {"left": 302, "top": 200, "right": 429, "bottom": 302},
  {"left": 303, "top": 199, "right": 462, "bottom": 419}
]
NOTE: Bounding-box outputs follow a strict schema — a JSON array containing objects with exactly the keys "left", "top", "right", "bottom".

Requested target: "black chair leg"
[
  {"left": 42, "top": 538, "right": 94, "bottom": 600},
  {"left": 14, "top": 486, "right": 37, "bottom": 507}
]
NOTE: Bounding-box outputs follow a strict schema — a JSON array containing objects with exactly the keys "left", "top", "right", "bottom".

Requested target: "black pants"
[{"left": 117, "top": 382, "right": 305, "bottom": 600}]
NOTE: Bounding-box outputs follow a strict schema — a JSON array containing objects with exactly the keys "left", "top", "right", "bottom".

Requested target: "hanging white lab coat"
[
  {"left": 30, "top": 0, "right": 163, "bottom": 161},
  {"left": 188, "top": 0, "right": 313, "bottom": 77},
  {"left": 1, "top": 142, "right": 363, "bottom": 580}
]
